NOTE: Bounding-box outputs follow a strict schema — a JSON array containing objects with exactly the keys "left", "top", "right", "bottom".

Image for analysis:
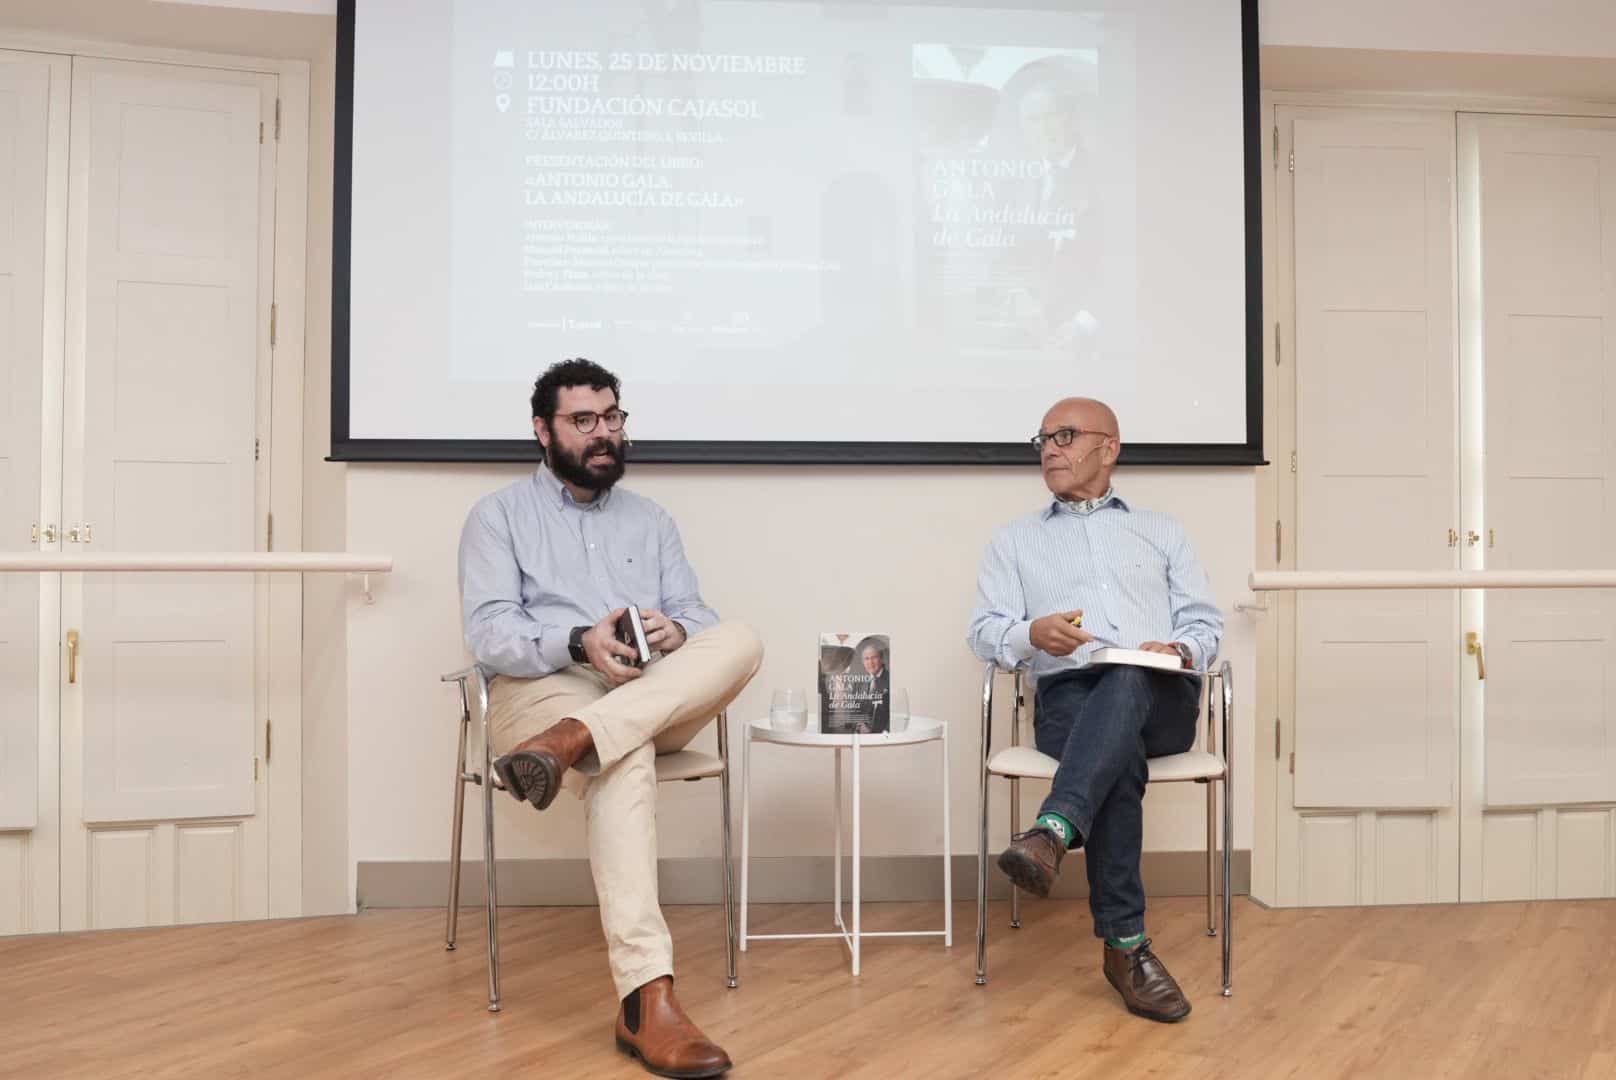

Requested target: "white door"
[
  {"left": 59, "top": 58, "right": 276, "bottom": 930},
  {"left": 0, "top": 50, "right": 66, "bottom": 934},
  {"left": 1460, "top": 113, "right": 1616, "bottom": 901},
  {"left": 1281, "top": 107, "right": 1460, "bottom": 905}
]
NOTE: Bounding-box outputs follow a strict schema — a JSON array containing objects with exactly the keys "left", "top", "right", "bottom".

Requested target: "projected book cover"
[
  {"left": 912, "top": 43, "right": 1104, "bottom": 359},
  {"left": 818, "top": 633, "right": 891, "bottom": 735}
]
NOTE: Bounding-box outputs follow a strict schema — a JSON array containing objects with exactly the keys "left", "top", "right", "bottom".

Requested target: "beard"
[{"left": 548, "top": 431, "right": 626, "bottom": 492}]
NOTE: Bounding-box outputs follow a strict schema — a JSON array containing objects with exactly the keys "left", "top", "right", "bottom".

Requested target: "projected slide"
[
  {"left": 344, "top": 0, "right": 1254, "bottom": 456},
  {"left": 450, "top": 14, "right": 1125, "bottom": 389}
]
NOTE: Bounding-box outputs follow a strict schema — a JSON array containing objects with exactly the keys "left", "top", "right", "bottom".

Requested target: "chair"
[
  {"left": 974, "top": 659, "right": 1233, "bottom": 996},
  {"left": 440, "top": 665, "right": 738, "bottom": 1012}
]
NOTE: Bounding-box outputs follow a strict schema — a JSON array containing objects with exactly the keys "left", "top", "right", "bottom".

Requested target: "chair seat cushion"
[
  {"left": 987, "top": 746, "right": 1058, "bottom": 780},
  {"left": 1146, "top": 750, "right": 1226, "bottom": 783},
  {"left": 988, "top": 746, "right": 1225, "bottom": 783},
  {"left": 654, "top": 749, "right": 724, "bottom": 782}
]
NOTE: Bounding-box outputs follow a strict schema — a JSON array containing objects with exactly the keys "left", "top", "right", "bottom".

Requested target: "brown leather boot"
[
  {"left": 996, "top": 826, "right": 1066, "bottom": 898},
  {"left": 491, "top": 718, "right": 593, "bottom": 811},
  {"left": 614, "top": 975, "right": 732, "bottom": 1079},
  {"left": 1103, "top": 938, "right": 1192, "bottom": 1022}
]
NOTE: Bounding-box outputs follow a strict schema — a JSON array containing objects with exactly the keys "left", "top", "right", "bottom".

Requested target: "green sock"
[
  {"left": 1106, "top": 932, "right": 1146, "bottom": 951},
  {"left": 1034, "top": 812, "right": 1078, "bottom": 850}
]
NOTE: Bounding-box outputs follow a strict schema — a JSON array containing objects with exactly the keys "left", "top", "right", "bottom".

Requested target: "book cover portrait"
[{"left": 818, "top": 632, "right": 891, "bottom": 734}]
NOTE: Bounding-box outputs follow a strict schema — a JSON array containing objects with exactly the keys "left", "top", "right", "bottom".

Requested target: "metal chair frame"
[
  {"left": 974, "top": 659, "right": 1233, "bottom": 996},
  {"left": 440, "top": 666, "right": 737, "bottom": 1011}
]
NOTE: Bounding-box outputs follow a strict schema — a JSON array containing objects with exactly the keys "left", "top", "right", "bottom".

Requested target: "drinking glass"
[
  {"left": 770, "top": 688, "right": 808, "bottom": 732},
  {"left": 890, "top": 688, "right": 911, "bottom": 733}
]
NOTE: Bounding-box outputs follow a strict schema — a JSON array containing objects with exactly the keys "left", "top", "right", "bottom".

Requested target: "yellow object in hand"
[{"left": 1071, "top": 613, "right": 1083, "bottom": 628}]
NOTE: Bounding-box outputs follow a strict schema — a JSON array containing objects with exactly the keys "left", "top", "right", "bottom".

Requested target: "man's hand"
[
  {"left": 639, "top": 609, "right": 686, "bottom": 654},
  {"left": 1138, "top": 641, "right": 1189, "bottom": 668},
  {"left": 582, "top": 607, "right": 643, "bottom": 687},
  {"left": 1030, "top": 610, "right": 1095, "bottom": 657}
]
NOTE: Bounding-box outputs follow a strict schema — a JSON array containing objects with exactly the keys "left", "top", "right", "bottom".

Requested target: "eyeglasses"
[
  {"left": 1030, "top": 426, "right": 1114, "bottom": 453},
  {"left": 555, "top": 409, "right": 628, "bottom": 434}
]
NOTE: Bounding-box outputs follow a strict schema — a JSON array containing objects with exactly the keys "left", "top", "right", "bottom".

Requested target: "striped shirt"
[
  {"left": 457, "top": 466, "right": 719, "bottom": 678},
  {"left": 966, "top": 488, "right": 1223, "bottom": 680}
]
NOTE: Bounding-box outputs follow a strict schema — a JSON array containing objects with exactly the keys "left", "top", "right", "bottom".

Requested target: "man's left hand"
[
  {"left": 1138, "top": 641, "right": 1188, "bottom": 668},
  {"left": 640, "top": 609, "right": 687, "bottom": 654}
]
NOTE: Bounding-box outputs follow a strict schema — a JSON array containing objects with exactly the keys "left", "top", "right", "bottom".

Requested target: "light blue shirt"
[
  {"left": 458, "top": 466, "right": 719, "bottom": 678},
  {"left": 967, "top": 488, "right": 1223, "bottom": 680}
]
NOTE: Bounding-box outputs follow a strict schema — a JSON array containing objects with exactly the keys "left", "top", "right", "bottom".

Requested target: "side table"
[{"left": 738, "top": 714, "right": 951, "bottom": 976}]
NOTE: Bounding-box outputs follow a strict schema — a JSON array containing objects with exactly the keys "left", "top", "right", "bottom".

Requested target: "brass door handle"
[
  {"left": 1465, "top": 631, "right": 1485, "bottom": 680},
  {"left": 66, "top": 630, "right": 79, "bottom": 684}
]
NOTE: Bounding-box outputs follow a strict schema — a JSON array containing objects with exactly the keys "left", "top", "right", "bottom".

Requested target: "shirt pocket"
[
  {"left": 1117, "top": 552, "right": 1167, "bottom": 598},
  {"left": 607, "top": 528, "right": 663, "bottom": 608}
]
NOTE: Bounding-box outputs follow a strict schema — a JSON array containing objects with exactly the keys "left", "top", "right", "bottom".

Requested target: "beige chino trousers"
[{"left": 487, "top": 621, "right": 763, "bottom": 999}]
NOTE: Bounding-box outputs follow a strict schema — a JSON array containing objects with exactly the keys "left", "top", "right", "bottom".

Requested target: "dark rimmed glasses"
[
  {"left": 555, "top": 409, "right": 629, "bottom": 434},
  {"left": 1030, "top": 426, "right": 1114, "bottom": 453}
]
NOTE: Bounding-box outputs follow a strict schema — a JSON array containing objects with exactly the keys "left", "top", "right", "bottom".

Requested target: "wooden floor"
[{"left": 3, "top": 896, "right": 1615, "bottom": 1079}]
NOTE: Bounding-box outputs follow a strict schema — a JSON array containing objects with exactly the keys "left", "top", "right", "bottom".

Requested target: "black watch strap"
[{"left": 568, "top": 625, "right": 590, "bottom": 664}]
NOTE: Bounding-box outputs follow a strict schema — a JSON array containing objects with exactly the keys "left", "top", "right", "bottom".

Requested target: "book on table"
[{"left": 818, "top": 632, "right": 891, "bottom": 734}]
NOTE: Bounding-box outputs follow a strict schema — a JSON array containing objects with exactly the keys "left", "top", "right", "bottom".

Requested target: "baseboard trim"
[{"left": 358, "top": 851, "right": 1251, "bottom": 908}]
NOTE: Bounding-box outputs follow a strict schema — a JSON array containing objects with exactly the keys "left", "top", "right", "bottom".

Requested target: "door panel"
[
  {"left": 1470, "top": 114, "right": 1616, "bottom": 809},
  {"left": 59, "top": 57, "right": 276, "bottom": 930},
  {"left": 1292, "top": 109, "right": 1459, "bottom": 810}
]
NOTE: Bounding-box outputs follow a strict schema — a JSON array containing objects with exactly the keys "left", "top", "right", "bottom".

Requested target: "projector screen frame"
[{"left": 329, "top": 0, "right": 1264, "bottom": 467}]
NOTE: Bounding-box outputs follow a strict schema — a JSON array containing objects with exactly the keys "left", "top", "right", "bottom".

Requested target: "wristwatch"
[
  {"left": 1172, "top": 641, "right": 1194, "bottom": 669},
  {"left": 568, "top": 625, "right": 590, "bottom": 664}
]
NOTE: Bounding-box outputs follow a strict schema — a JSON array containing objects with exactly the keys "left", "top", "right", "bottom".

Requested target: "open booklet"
[{"left": 1088, "top": 646, "right": 1200, "bottom": 675}]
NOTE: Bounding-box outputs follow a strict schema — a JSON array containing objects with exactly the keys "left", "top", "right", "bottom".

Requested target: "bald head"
[
  {"left": 1042, "top": 397, "right": 1119, "bottom": 441},
  {"left": 1036, "top": 397, "right": 1121, "bottom": 501}
]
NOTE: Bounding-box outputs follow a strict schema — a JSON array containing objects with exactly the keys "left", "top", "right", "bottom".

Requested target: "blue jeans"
[{"left": 1033, "top": 665, "right": 1199, "bottom": 940}]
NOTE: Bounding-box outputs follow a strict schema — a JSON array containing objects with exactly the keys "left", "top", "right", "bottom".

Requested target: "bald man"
[{"left": 966, "top": 397, "right": 1223, "bottom": 1023}]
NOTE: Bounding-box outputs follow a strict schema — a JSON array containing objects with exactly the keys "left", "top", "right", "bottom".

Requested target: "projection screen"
[{"left": 333, "top": 0, "right": 1262, "bottom": 464}]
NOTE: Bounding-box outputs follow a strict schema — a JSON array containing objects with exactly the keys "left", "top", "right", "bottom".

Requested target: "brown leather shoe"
[
  {"left": 491, "top": 718, "right": 593, "bottom": 811},
  {"left": 996, "top": 826, "right": 1066, "bottom": 898},
  {"left": 614, "top": 975, "right": 732, "bottom": 1079},
  {"left": 1103, "top": 938, "right": 1191, "bottom": 1022}
]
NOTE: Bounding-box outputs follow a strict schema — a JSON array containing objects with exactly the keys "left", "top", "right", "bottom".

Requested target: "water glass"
[
  {"left": 890, "top": 688, "right": 911, "bottom": 733},
  {"left": 770, "top": 688, "right": 808, "bottom": 732}
]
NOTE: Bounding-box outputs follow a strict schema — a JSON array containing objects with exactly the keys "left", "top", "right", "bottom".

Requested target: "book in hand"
[
  {"left": 615, "top": 606, "right": 653, "bottom": 667},
  {"left": 818, "top": 632, "right": 891, "bottom": 734},
  {"left": 1089, "top": 646, "right": 1192, "bottom": 673}
]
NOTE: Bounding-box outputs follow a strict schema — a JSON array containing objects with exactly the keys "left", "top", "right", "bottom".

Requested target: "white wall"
[
  {"left": 1261, "top": 0, "right": 1616, "bottom": 57},
  {"left": 346, "top": 463, "right": 1257, "bottom": 886}
]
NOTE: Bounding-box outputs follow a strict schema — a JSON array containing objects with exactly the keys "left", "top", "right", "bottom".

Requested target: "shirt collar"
[
  {"left": 534, "top": 464, "right": 612, "bottom": 511},
  {"left": 1045, "top": 486, "right": 1128, "bottom": 519}
]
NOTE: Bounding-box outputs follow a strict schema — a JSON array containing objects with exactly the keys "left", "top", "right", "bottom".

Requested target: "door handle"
[
  {"left": 1465, "top": 631, "right": 1485, "bottom": 680},
  {"left": 66, "top": 630, "right": 79, "bottom": 684}
]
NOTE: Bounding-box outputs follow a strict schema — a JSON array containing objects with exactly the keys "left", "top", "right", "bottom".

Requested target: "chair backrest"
[
  {"left": 991, "top": 661, "right": 1231, "bottom": 760},
  {"left": 443, "top": 665, "right": 493, "bottom": 746}
]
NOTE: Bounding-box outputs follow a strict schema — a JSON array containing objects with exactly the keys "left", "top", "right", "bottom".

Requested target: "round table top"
[{"left": 746, "top": 715, "right": 943, "bottom": 748}]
